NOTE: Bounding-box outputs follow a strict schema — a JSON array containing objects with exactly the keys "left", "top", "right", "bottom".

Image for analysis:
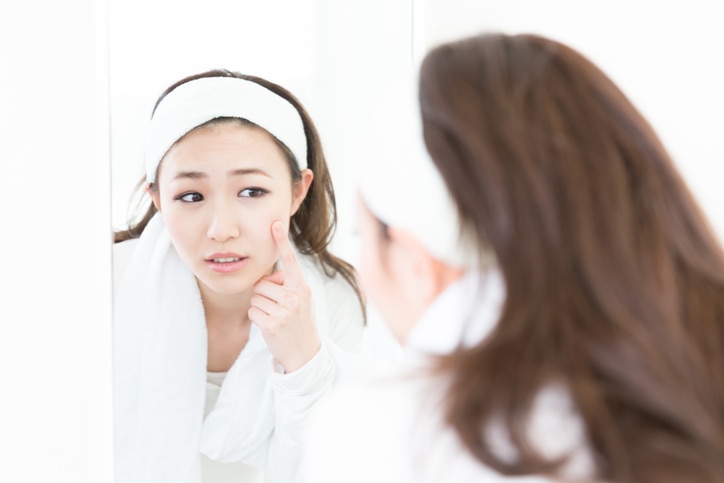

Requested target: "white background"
[
  {"left": 1, "top": 0, "right": 113, "bottom": 481},
  {"left": 2, "top": 1, "right": 722, "bottom": 481}
]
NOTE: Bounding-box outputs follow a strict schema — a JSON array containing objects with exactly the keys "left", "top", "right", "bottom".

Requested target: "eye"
[
  {"left": 174, "top": 192, "right": 204, "bottom": 203},
  {"left": 239, "top": 187, "right": 268, "bottom": 198}
]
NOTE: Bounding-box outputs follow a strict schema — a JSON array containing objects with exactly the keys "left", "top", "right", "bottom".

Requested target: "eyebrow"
[
  {"left": 230, "top": 168, "right": 272, "bottom": 178},
  {"left": 171, "top": 167, "right": 273, "bottom": 181}
]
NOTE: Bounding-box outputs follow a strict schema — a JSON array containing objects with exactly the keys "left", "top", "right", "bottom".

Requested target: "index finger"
[{"left": 271, "top": 220, "right": 304, "bottom": 288}]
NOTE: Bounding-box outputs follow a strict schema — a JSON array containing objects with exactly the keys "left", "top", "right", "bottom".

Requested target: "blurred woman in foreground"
[{"left": 303, "top": 32, "right": 724, "bottom": 482}]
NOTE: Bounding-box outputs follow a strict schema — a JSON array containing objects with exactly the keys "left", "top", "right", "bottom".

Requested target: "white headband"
[
  {"left": 357, "top": 79, "right": 483, "bottom": 269},
  {"left": 144, "top": 76, "right": 308, "bottom": 182}
]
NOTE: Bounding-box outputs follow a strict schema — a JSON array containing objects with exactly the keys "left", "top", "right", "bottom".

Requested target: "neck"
[
  {"left": 198, "top": 280, "right": 257, "bottom": 373},
  {"left": 197, "top": 281, "right": 253, "bottom": 328}
]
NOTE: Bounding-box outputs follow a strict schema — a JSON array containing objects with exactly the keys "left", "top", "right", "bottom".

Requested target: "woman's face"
[{"left": 151, "top": 121, "right": 310, "bottom": 297}]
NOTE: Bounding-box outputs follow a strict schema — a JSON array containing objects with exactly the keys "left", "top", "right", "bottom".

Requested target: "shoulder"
[
  {"left": 296, "top": 252, "right": 364, "bottom": 319},
  {"left": 481, "top": 384, "right": 594, "bottom": 479},
  {"left": 524, "top": 385, "right": 595, "bottom": 479},
  {"left": 303, "top": 369, "right": 592, "bottom": 482},
  {"left": 296, "top": 252, "right": 356, "bottom": 293},
  {"left": 301, "top": 369, "right": 419, "bottom": 482},
  {"left": 319, "top": 265, "right": 361, "bottom": 308},
  {"left": 303, "top": 368, "right": 505, "bottom": 482}
]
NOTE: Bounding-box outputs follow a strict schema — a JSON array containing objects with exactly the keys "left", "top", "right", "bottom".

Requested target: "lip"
[{"left": 205, "top": 252, "right": 248, "bottom": 273}]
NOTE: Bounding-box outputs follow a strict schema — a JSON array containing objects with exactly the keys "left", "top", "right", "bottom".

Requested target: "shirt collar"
[{"left": 404, "top": 268, "right": 506, "bottom": 356}]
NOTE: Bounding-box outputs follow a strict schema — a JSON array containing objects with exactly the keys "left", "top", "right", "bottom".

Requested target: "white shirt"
[
  {"left": 301, "top": 270, "right": 595, "bottom": 483},
  {"left": 201, "top": 371, "right": 263, "bottom": 482}
]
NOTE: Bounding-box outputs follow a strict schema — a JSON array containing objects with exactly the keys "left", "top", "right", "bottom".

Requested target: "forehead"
[{"left": 160, "top": 121, "right": 291, "bottom": 175}]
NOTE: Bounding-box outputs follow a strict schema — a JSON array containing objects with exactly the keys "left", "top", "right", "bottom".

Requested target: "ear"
[
  {"left": 146, "top": 183, "right": 161, "bottom": 212},
  {"left": 290, "top": 169, "right": 314, "bottom": 216}
]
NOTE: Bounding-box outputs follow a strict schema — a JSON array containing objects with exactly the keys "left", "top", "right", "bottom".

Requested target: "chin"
[
  {"left": 209, "top": 281, "right": 255, "bottom": 296},
  {"left": 197, "top": 272, "right": 257, "bottom": 296}
]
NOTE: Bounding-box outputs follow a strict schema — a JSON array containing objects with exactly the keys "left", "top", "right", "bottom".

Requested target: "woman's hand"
[{"left": 249, "top": 221, "right": 321, "bottom": 373}]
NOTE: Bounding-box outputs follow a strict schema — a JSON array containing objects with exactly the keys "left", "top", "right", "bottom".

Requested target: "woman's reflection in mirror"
[{"left": 112, "top": 69, "right": 366, "bottom": 483}]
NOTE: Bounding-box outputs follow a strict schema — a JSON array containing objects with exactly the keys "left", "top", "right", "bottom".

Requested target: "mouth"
[
  {"left": 205, "top": 253, "right": 248, "bottom": 273},
  {"left": 209, "top": 256, "right": 242, "bottom": 263}
]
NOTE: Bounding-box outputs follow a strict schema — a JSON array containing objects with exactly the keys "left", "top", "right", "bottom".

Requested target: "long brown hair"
[
  {"left": 114, "top": 69, "right": 364, "bottom": 317},
  {"left": 420, "top": 33, "right": 724, "bottom": 481}
]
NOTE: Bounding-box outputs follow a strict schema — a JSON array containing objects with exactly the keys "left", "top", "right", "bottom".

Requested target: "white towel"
[{"left": 113, "top": 213, "right": 334, "bottom": 482}]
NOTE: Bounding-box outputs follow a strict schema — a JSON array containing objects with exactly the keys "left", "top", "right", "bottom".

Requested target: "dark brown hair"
[
  {"left": 419, "top": 33, "right": 724, "bottom": 481},
  {"left": 114, "top": 69, "right": 364, "bottom": 317}
]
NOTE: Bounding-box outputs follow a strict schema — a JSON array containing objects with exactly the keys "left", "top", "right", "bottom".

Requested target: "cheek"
[
  {"left": 356, "top": 235, "right": 377, "bottom": 292},
  {"left": 161, "top": 208, "right": 196, "bottom": 247},
  {"left": 358, "top": 239, "right": 419, "bottom": 342},
  {"left": 162, "top": 213, "right": 204, "bottom": 270},
  {"left": 358, "top": 239, "right": 394, "bottom": 313},
  {"left": 257, "top": 191, "right": 295, "bottom": 225},
  {"left": 357, "top": 258, "right": 374, "bottom": 300},
  {"left": 246, "top": 216, "right": 277, "bottom": 260},
  {"left": 244, "top": 203, "right": 287, "bottom": 238},
  {"left": 240, "top": 204, "right": 290, "bottom": 266}
]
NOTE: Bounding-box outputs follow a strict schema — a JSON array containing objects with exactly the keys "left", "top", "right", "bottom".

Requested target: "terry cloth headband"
[
  {"left": 144, "top": 76, "right": 308, "bottom": 183},
  {"left": 356, "top": 78, "right": 483, "bottom": 269}
]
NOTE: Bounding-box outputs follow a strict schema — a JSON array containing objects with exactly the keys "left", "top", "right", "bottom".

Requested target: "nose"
[{"left": 206, "top": 201, "right": 240, "bottom": 242}]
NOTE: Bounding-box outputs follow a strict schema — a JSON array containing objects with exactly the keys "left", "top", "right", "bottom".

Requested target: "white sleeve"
[
  {"left": 264, "top": 343, "right": 335, "bottom": 483},
  {"left": 265, "top": 273, "right": 366, "bottom": 482},
  {"left": 298, "top": 379, "right": 409, "bottom": 483},
  {"left": 271, "top": 342, "right": 336, "bottom": 441},
  {"left": 270, "top": 272, "right": 365, "bottom": 438}
]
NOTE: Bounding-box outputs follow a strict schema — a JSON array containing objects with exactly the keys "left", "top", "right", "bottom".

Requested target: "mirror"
[
  {"left": 108, "top": 0, "right": 415, "bottom": 481},
  {"left": 109, "top": 1, "right": 724, "bottom": 481}
]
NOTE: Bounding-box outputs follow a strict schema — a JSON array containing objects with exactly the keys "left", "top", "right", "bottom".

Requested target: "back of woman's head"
[{"left": 420, "top": 32, "right": 724, "bottom": 481}]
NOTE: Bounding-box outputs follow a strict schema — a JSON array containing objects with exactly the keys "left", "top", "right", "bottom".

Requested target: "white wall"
[
  {"left": 419, "top": 0, "right": 724, "bottom": 242},
  {"left": 0, "top": 0, "right": 113, "bottom": 482}
]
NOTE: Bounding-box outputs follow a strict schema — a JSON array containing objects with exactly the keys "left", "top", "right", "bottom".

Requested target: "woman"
[
  {"left": 112, "top": 69, "right": 365, "bottom": 483},
  {"left": 302, "top": 33, "right": 724, "bottom": 482}
]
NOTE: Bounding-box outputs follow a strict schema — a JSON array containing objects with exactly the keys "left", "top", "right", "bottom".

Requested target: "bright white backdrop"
[
  {"left": 2, "top": 1, "right": 722, "bottom": 481},
  {"left": 1, "top": 0, "right": 113, "bottom": 482}
]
